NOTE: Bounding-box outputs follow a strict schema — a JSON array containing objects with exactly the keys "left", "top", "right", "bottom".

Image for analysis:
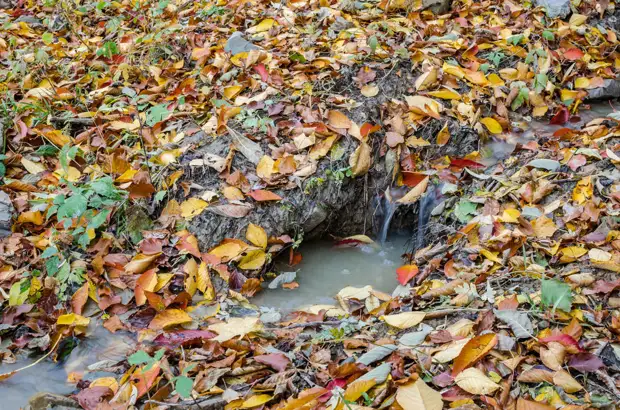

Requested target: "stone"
[
  {"left": 0, "top": 191, "right": 14, "bottom": 238},
  {"left": 224, "top": 32, "right": 259, "bottom": 55},
  {"left": 535, "top": 0, "right": 571, "bottom": 19},
  {"left": 587, "top": 78, "right": 620, "bottom": 101},
  {"left": 422, "top": 0, "right": 452, "bottom": 14},
  {"left": 28, "top": 392, "right": 81, "bottom": 410}
]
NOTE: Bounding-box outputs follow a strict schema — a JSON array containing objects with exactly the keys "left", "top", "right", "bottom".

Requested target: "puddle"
[
  {"left": 252, "top": 237, "right": 409, "bottom": 312},
  {"left": 0, "top": 322, "right": 133, "bottom": 409},
  {"left": 481, "top": 102, "right": 616, "bottom": 165}
]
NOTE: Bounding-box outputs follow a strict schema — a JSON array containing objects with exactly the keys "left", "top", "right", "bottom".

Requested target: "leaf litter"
[{"left": 0, "top": 0, "right": 620, "bottom": 409}]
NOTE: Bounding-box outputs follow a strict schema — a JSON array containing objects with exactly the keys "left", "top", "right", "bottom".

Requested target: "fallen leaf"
[
  {"left": 452, "top": 333, "right": 498, "bottom": 376},
  {"left": 328, "top": 110, "right": 352, "bottom": 129},
  {"left": 454, "top": 367, "right": 500, "bottom": 395},
  {"left": 396, "top": 378, "right": 443, "bottom": 410},
  {"left": 382, "top": 312, "right": 426, "bottom": 329},
  {"left": 246, "top": 223, "right": 267, "bottom": 248},
  {"left": 149, "top": 309, "right": 193, "bottom": 330}
]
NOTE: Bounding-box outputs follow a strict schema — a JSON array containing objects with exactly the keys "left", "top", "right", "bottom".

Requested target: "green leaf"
[
  {"left": 289, "top": 52, "right": 306, "bottom": 63},
  {"left": 42, "top": 32, "right": 54, "bottom": 45},
  {"left": 541, "top": 279, "right": 572, "bottom": 312},
  {"left": 454, "top": 199, "right": 477, "bottom": 223},
  {"left": 41, "top": 246, "right": 58, "bottom": 259},
  {"left": 57, "top": 194, "right": 87, "bottom": 220},
  {"left": 35, "top": 144, "right": 59, "bottom": 157},
  {"left": 87, "top": 209, "right": 111, "bottom": 231},
  {"left": 9, "top": 279, "right": 29, "bottom": 306},
  {"left": 368, "top": 35, "right": 378, "bottom": 53},
  {"left": 542, "top": 30, "right": 555, "bottom": 41},
  {"left": 175, "top": 375, "right": 193, "bottom": 398},
  {"left": 534, "top": 73, "right": 548, "bottom": 94},
  {"left": 128, "top": 350, "right": 152, "bottom": 365},
  {"left": 145, "top": 103, "right": 170, "bottom": 126}
]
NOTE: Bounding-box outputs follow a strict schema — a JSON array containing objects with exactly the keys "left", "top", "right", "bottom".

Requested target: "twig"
[
  {"left": 144, "top": 396, "right": 225, "bottom": 409},
  {"left": 49, "top": 117, "right": 95, "bottom": 125},
  {"left": 423, "top": 308, "right": 485, "bottom": 319},
  {"left": 265, "top": 320, "right": 344, "bottom": 330}
]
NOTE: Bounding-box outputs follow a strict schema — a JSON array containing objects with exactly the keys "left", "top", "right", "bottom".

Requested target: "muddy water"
[
  {"left": 252, "top": 237, "right": 409, "bottom": 312},
  {"left": 0, "top": 322, "right": 134, "bottom": 409}
]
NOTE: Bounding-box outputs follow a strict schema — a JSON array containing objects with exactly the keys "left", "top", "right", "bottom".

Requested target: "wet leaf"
[
  {"left": 396, "top": 264, "right": 419, "bottom": 285},
  {"left": 480, "top": 117, "right": 502, "bottom": 134},
  {"left": 238, "top": 249, "right": 266, "bottom": 270}
]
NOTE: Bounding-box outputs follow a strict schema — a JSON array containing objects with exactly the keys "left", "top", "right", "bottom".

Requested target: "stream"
[{"left": 0, "top": 102, "right": 616, "bottom": 408}]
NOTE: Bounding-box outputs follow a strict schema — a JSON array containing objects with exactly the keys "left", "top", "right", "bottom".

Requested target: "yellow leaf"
[
  {"left": 349, "top": 141, "right": 371, "bottom": 176},
  {"left": 17, "top": 211, "right": 43, "bottom": 225},
  {"left": 57, "top": 313, "right": 90, "bottom": 327},
  {"left": 209, "top": 242, "right": 243, "bottom": 261},
  {"left": 238, "top": 250, "right": 266, "bottom": 270},
  {"left": 487, "top": 73, "right": 505, "bottom": 86},
  {"left": 480, "top": 249, "right": 502, "bottom": 264},
  {"left": 397, "top": 176, "right": 429, "bottom": 204},
  {"left": 256, "top": 155, "right": 275, "bottom": 180},
  {"left": 499, "top": 209, "right": 520, "bottom": 223},
  {"left": 454, "top": 368, "right": 500, "bottom": 395},
  {"left": 436, "top": 123, "right": 450, "bottom": 146},
  {"left": 154, "top": 273, "right": 174, "bottom": 292},
  {"left": 574, "top": 77, "right": 590, "bottom": 89},
  {"left": 125, "top": 253, "right": 161, "bottom": 275},
  {"left": 480, "top": 117, "right": 502, "bottom": 134},
  {"left": 328, "top": 110, "right": 352, "bottom": 129},
  {"left": 414, "top": 69, "right": 437, "bottom": 91},
  {"left": 569, "top": 13, "right": 587, "bottom": 26},
  {"left": 552, "top": 370, "right": 582, "bottom": 393},
  {"left": 360, "top": 84, "right": 379, "bottom": 97},
  {"left": 396, "top": 378, "right": 443, "bottom": 410},
  {"left": 246, "top": 223, "right": 267, "bottom": 248},
  {"left": 197, "top": 262, "right": 215, "bottom": 300},
  {"left": 442, "top": 63, "right": 465, "bottom": 78},
  {"left": 404, "top": 96, "right": 443, "bottom": 118},
  {"left": 382, "top": 311, "right": 426, "bottom": 329},
  {"left": 427, "top": 88, "right": 461, "bottom": 100},
  {"left": 247, "top": 18, "right": 276, "bottom": 34},
  {"left": 43, "top": 130, "right": 71, "bottom": 146},
  {"left": 223, "top": 186, "right": 245, "bottom": 201},
  {"left": 559, "top": 246, "right": 587, "bottom": 263},
  {"left": 531, "top": 215, "right": 557, "bottom": 239},
  {"left": 572, "top": 176, "right": 592, "bottom": 204},
  {"left": 53, "top": 166, "right": 81, "bottom": 182},
  {"left": 21, "top": 158, "right": 46, "bottom": 174},
  {"left": 148, "top": 309, "right": 192, "bottom": 330},
  {"left": 344, "top": 379, "right": 376, "bottom": 402},
  {"left": 224, "top": 85, "right": 244, "bottom": 100},
  {"left": 208, "top": 317, "right": 262, "bottom": 342},
  {"left": 561, "top": 89, "right": 580, "bottom": 102},
  {"left": 90, "top": 377, "right": 119, "bottom": 394},
  {"left": 180, "top": 198, "right": 209, "bottom": 219},
  {"left": 240, "top": 394, "right": 273, "bottom": 408}
]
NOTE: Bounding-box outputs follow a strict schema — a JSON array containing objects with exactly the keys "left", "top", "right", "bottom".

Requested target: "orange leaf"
[
  {"left": 396, "top": 265, "right": 419, "bottom": 285},
  {"left": 71, "top": 283, "right": 89, "bottom": 316},
  {"left": 135, "top": 269, "right": 158, "bottom": 306},
  {"left": 149, "top": 309, "right": 193, "bottom": 330},
  {"left": 516, "top": 398, "right": 554, "bottom": 410},
  {"left": 327, "top": 110, "right": 352, "bottom": 129},
  {"left": 343, "top": 379, "right": 376, "bottom": 401},
  {"left": 564, "top": 48, "right": 584, "bottom": 61},
  {"left": 436, "top": 123, "right": 450, "bottom": 146},
  {"left": 248, "top": 190, "right": 282, "bottom": 201},
  {"left": 451, "top": 333, "right": 497, "bottom": 376},
  {"left": 125, "top": 253, "right": 161, "bottom": 275}
]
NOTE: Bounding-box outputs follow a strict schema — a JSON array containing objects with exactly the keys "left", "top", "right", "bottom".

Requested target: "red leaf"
[
  {"left": 254, "top": 353, "right": 290, "bottom": 372},
  {"left": 450, "top": 158, "right": 485, "bottom": 169},
  {"left": 539, "top": 334, "right": 583, "bottom": 352},
  {"left": 360, "top": 123, "right": 381, "bottom": 138},
  {"left": 153, "top": 330, "right": 216, "bottom": 348},
  {"left": 401, "top": 172, "right": 427, "bottom": 188},
  {"left": 319, "top": 379, "right": 347, "bottom": 402},
  {"left": 564, "top": 48, "right": 584, "bottom": 61},
  {"left": 254, "top": 64, "right": 270, "bottom": 82},
  {"left": 396, "top": 264, "right": 419, "bottom": 285},
  {"left": 248, "top": 190, "right": 282, "bottom": 201},
  {"left": 550, "top": 106, "right": 569, "bottom": 125}
]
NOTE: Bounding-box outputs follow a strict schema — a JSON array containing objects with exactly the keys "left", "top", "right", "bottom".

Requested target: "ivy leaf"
[
  {"left": 128, "top": 350, "right": 151, "bottom": 365},
  {"left": 541, "top": 279, "right": 572, "bottom": 312},
  {"left": 145, "top": 103, "right": 171, "bottom": 126},
  {"left": 175, "top": 375, "right": 193, "bottom": 398}
]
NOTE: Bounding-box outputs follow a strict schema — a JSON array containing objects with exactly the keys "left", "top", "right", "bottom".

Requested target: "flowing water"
[{"left": 0, "top": 322, "right": 134, "bottom": 409}]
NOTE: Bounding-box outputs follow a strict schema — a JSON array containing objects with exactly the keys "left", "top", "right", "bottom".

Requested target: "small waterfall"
[{"left": 378, "top": 188, "right": 398, "bottom": 245}]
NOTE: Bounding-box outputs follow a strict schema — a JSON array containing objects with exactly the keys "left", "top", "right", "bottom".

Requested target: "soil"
[{"left": 176, "top": 60, "right": 479, "bottom": 250}]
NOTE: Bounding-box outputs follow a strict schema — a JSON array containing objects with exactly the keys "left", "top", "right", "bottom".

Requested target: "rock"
[
  {"left": 422, "top": 0, "right": 452, "bottom": 14},
  {"left": 535, "top": 0, "right": 571, "bottom": 19},
  {"left": 28, "top": 392, "right": 81, "bottom": 410},
  {"left": 587, "top": 78, "right": 620, "bottom": 101},
  {"left": 224, "top": 32, "right": 259, "bottom": 55},
  {"left": 0, "top": 191, "right": 14, "bottom": 238}
]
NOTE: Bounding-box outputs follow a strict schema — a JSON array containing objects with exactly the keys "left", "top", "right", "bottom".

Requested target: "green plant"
[
  {"left": 484, "top": 51, "right": 506, "bottom": 67},
  {"left": 235, "top": 108, "right": 274, "bottom": 133},
  {"left": 303, "top": 176, "right": 324, "bottom": 193}
]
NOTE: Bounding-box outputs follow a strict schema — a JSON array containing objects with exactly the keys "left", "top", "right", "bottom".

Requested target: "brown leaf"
[
  {"left": 71, "top": 283, "right": 89, "bottom": 316},
  {"left": 349, "top": 141, "right": 371, "bottom": 176},
  {"left": 327, "top": 110, "right": 352, "bottom": 129},
  {"left": 124, "top": 253, "right": 161, "bottom": 275},
  {"left": 255, "top": 353, "right": 290, "bottom": 372}
]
